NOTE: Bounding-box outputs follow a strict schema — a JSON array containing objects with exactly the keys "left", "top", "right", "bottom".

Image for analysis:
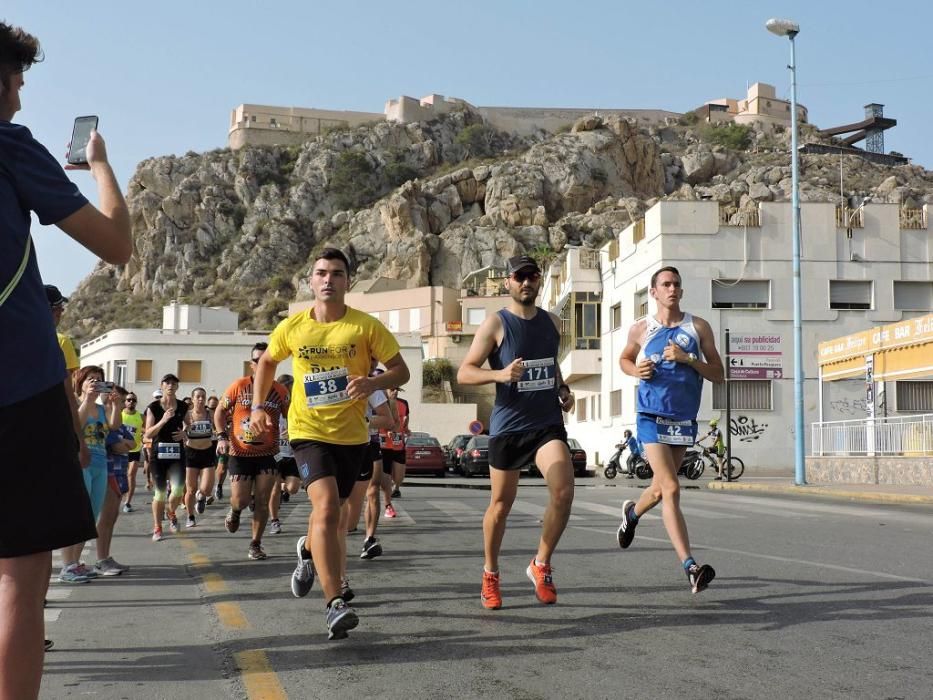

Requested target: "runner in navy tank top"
[
  {"left": 458, "top": 255, "right": 576, "bottom": 610},
  {"left": 615, "top": 266, "right": 725, "bottom": 594}
]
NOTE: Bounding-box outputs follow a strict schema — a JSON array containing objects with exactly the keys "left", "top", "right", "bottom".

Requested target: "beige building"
[
  {"left": 700, "top": 82, "right": 808, "bottom": 129},
  {"left": 228, "top": 103, "right": 384, "bottom": 150}
]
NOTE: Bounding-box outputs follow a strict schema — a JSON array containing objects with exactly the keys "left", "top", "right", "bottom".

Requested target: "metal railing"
[
  {"left": 719, "top": 206, "right": 761, "bottom": 227},
  {"left": 632, "top": 219, "right": 645, "bottom": 244},
  {"left": 811, "top": 413, "right": 933, "bottom": 456},
  {"left": 835, "top": 206, "right": 864, "bottom": 229},
  {"left": 899, "top": 207, "right": 927, "bottom": 230}
]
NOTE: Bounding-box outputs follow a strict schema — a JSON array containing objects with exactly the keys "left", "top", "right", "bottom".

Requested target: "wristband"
[
  {"left": 251, "top": 404, "right": 265, "bottom": 412},
  {"left": 217, "top": 432, "right": 229, "bottom": 441}
]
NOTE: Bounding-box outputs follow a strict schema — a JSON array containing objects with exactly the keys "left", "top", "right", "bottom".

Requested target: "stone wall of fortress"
[{"left": 477, "top": 106, "right": 682, "bottom": 135}]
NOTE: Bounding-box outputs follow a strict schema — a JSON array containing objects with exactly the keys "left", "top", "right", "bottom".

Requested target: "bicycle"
[{"left": 692, "top": 446, "right": 745, "bottom": 480}]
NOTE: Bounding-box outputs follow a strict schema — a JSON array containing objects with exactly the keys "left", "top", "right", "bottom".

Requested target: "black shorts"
[
  {"left": 0, "top": 383, "right": 97, "bottom": 557},
  {"left": 276, "top": 456, "right": 300, "bottom": 480},
  {"left": 228, "top": 454, "right": 278, "bottom": 479},
  {"left": 128, "top": 451, "right": 141, "bottom": 463},
  {"left": 382, "top": 448, "right": 406, "bottom": 466},
  {"left": 292, "top": 440, "right": 368, "bottom": 499},
  {"left": 186, "top": 445, "right": 216, "bottom": 470},
  {"left": 489, "top": 424, "right": 568, "bottom": 472}
]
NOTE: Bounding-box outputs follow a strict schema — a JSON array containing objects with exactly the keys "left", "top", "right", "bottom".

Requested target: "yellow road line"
[
  {"left": 189, "top": 553, "right": 211, "bottom": 568},
  {"left": 215, "top": 601, "right": 250, "bottom": 629},
  {"left": 202, "top": 572, "right": 228, "bottom": 593},
  {"left": 234, "top": 650, "right": 288, "bottom": 700},
  {"left": 179, "top": 537, "right": 197, "bottom": 551}
]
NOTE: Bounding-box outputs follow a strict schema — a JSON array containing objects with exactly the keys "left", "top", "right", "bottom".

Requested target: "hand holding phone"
[
  {"left": 93, "top": 380, "right": 115, "bottom": 393},
  {"left": 67, "top": 115, "right": 99, "bottom": 165}
]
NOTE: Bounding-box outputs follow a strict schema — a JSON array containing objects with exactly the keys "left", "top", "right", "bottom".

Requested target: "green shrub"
[
  {"left": 455, "top": 124, "right": 496, "bottom": 158},
  {"left": 327, "top": 149, "right": 379, "bottom": 210},
  {"left": 423, "top": 358, "right": 456, "bottom": 387},
  {"left": 698, "top": 122, "right": 752, "bottom": 151}
]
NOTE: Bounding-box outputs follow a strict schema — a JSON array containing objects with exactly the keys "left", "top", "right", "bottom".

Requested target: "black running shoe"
[
  {"left": 391, "top": 487, "right": 401, "bottom": 498},
  {"left": 687, "top": 563, "right": 716, "bottom": 594},
  {"left": 196, "top": 492, "right": 207, "bottom": 514},
  {"left": 340, "top": 577, "right": 355, "bottom": 603},
  {"left": 291, "top": 536, "right": 315, "bottom": 598},
  {"left": 281, "top": 490, "right": 290, "bottom": 503},
  {"left": 44, "top": 639, "right": 54, "bottom": 652},
  {"left": 360, "top": 537, "right": 383, "bottom": 560},
  {"left": 225, "top": 508, "right": 241, "bottom": 533},
  {"left": 325, "top": 599, "right": 359, "bottom": 640},
  {"left": 616, "top": 499, "right": 638, "bottom": 549}
]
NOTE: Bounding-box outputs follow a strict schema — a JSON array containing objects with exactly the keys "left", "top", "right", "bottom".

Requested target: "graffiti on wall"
[
  {"left": 829, "top": 397, "right": 868, "bottom": 416},
  {"left": 730, "top": 415, "right": 768, "bottom": 442}
]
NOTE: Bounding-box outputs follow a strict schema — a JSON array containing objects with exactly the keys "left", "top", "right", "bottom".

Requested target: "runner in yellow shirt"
[{"left": 250, "top": 248, "right": 409, "bottom": 640}]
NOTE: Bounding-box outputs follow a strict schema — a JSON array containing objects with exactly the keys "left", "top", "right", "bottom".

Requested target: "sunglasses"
[
  {"left": 125, "top": 398, "right": 137, "bottom": 403},
  {"left": 250, "top": 357, "right": 262, "bottom": 363},
  {"left": 511, "top": 271, "right": 540, "bottom": 283}
]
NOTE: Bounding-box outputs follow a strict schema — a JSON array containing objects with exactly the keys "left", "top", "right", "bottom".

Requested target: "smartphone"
[
  {"left": 67, "top": 115, "right": 98, "bottom": 165},
  {"left": 93, "top": 380, "right": 115, "bottom": 393}
]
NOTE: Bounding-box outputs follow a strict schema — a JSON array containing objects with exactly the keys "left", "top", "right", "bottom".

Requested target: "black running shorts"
[
  {"left": 0, "top": 382, "right": 97, "bottom": 557},
  {"left": 292, "top": 441, "right": 367, "bottom": 499},
  {"left": 228, "top": 454, "right": 278, "bottom": 479},
  {"left": 128, "top": 450, "right": 141, "bottom": 462},
  {"left": 185, "top": 445, "right": 216, "bottom": 470},
  {"left": 382, "top": 448, "right": 406, "bottom": 466},
  {"left": 489, "top": 424, "right": 568, "bottom": 472},
  {"left": 276, "top": 456, "right": 300, "bottom": 480}
]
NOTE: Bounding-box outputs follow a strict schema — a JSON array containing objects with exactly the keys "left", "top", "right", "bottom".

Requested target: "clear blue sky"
[{"left": 8, "top": 0, "right": 931, "bottom": 294}]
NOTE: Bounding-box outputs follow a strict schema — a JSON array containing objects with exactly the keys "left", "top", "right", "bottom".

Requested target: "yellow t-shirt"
[
  {"left": 58, "top": 332, "right": 79, "bottom": 371},
  {"left": 268, "top": 306, "right": 401, "bottom": 445},
  {"left": 122, "top": 410, "right": 144, "bottom": 452}
]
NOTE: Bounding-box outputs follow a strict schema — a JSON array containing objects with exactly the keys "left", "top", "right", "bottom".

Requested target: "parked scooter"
[
  {"left": 628, "top": 450, "right": 703, "bottom": 481},
  {"left": 604, "top": 441, "right": 633, "bottom": 479}
]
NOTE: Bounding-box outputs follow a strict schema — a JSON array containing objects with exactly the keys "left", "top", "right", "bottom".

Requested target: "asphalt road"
[{"left": 40, "top": 476, "right": 933, "bottom": 700}]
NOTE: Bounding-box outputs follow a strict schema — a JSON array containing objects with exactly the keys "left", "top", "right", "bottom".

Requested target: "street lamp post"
[{"left": 766, "top": 17, "right": 805, "bottom": 485}]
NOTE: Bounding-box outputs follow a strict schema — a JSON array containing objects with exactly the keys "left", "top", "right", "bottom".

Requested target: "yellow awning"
[{"left": 818, "top": 313, "right": 933, "bottom": 382}]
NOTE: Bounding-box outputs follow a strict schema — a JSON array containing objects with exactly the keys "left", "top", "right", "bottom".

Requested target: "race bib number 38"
[
  {"left": 305, "top": 368, "right": 350, "bottom": 407},
  {"left": 518, "top": 357, "right": 555, "bottom": 393}
]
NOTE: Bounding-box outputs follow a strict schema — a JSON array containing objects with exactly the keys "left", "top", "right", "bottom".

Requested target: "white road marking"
[
  {"left": 44, "top": 609, "right": 62, "bottom": 623},
  {"left": 427, "top": 500, "right": 482, "bottom": 518},
  {"left": 570, "top": 525, "right": 928, "bottom": 583}
]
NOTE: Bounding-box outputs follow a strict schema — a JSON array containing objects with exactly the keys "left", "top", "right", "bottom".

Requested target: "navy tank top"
[
  {"left": 488, "top": 309, "right": 563, "bottom": 436},
  {"left": 635, "top": 313, "right": 704, "bottom": 421}
]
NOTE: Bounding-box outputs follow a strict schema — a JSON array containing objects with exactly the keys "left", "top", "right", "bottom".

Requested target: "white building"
[{"left": 542, "top": 201, "right": 933, "bottom": 470}]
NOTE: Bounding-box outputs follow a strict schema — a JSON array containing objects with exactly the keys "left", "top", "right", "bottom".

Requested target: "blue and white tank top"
[
  {"left": 488, "top": 309, "right": 562, "bottom": 436},
  {"left": 636, "top": 313, "right": 704, "bottom": 421},
  {"left": 367, "top": 390, "right": 387, "bottom": 444}
]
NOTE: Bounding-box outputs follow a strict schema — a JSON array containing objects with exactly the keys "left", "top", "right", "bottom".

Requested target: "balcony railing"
[
  {"left": 719, "top": 206, "right": 760, "bottom": 227},
  {"left": 579, "top": 248, "right": 600, "bottom": 270},
  {"left": 900, "top": 207, "right": 927, "bottom": 230},
  {"left": 835, "top": 206, "right": 864, "bottom": 229},
  {"left": 632, "top": 219, "right": 645, "bottom": 244},
  {"left": 811, "top": 413, "right": 933, "bottom": 456}
]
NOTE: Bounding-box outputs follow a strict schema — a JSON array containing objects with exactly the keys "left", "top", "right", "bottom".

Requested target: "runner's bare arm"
[
  {"left": 620, "top": 319, "right": 652, "bottom": 380},
  {"left": 692, "top": 316, "right": 725, "bottom": 384},
  {"left": 64, "top": 377, "right": 90, "bottom": 468},
  {"left": 249, "top": 350, "right": 280, "bottom": 435},
  {"left": 369, "top": 401, "right": 395, "bottom": 431},
  {"left": 457, "top": 313, "right": 522, "bottom": 385}
]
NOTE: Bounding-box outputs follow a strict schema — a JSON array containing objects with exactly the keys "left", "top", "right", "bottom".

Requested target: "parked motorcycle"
[{"left": 627, "top": 450, "right": 704, "bottom": 481}]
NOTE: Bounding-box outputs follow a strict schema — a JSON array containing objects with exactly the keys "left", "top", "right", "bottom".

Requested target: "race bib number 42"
[
  {"left": 518, "top": 358, "right": 555, "bottom": 392},
  {"left": 305, "top": 368, "right": 350, "bottom": 407},
  {"left": 655, "top": 417, "right": 695, "bottom": 446}
]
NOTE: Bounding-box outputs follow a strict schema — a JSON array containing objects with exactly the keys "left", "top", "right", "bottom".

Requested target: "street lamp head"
[{"left": 766, "top": 17, "right": 800, "bottom": 37}]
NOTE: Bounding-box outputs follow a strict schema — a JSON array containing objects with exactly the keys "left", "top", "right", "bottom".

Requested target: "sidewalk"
[{"left": 708, "top": 475, "right": 933, "bottom": 506}]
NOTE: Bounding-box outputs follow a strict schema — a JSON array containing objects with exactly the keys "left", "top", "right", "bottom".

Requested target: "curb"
[{"left": 707, "top": 481, "right": 933, "bottom": 506}]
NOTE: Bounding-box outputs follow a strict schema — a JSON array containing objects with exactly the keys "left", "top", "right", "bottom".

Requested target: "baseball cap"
[
  {"left": 161, "top": 373, "right": 180, "bottom": 384},
  {"left": 152, "top": 389, "right": 163, "bottom": 399},
  {"left": 45, "top": 285, "right": 68, "bottom": 307},
  {"left": 506, "top": 255, "right": 541, "bottom": 276}
]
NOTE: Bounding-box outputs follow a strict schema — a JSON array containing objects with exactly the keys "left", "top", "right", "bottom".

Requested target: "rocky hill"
[{"left": 61, "top": 110, "right": 933, "bottom": 341}]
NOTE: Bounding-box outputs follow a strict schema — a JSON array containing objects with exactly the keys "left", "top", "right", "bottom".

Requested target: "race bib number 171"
[{"left": 517, "top": 358, "right": 555, "bottom": 393}]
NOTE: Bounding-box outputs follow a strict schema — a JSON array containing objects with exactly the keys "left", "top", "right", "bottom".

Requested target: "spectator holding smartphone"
[{"left": 0, "top": 21, "right": 131, "bottom": 700}]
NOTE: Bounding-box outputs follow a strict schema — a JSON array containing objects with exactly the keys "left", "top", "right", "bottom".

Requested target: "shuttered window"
[
  {"left": 712, "top": 280, "right": 770, "bottom": 309},
  {"left": 830, "top": 280, "right": 872, "bottom": 310},
  {"left": 713, "top": 380, "right": 773, "bottom": 410}
]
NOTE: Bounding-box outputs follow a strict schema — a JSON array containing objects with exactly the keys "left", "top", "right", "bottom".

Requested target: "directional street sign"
[{"left": 728, "top": 333, "right": 783, "bottom": 380}]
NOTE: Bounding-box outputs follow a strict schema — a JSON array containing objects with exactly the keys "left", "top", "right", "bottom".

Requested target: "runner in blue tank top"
[
  {"left": 458, "top": 255, "right": 576, "bottom": 610},
  {"left": 615, "top": 266, "right": 725, "bottom": 594}
]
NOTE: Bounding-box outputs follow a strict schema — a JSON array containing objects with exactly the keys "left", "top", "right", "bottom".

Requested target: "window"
[
  {"left": 177, "top": 360, "right": 202, "bottom": 383},
  {"left": 409, "top": 308, "right": 421, "bottom": 333},
  {"left": 593, "top": 394, "right": 601, "bottom": 420},
  {"left": 466, "top": 307, "right": 486, "bottom": 325},
  {"left": 610, "top": 303, "right": 622, "bottom": 330},
  {"left": 830, "top": 280, "right": 872, "bottom": 310},
  {"left": 634, "top": 288, "right": 648, "bottom": 318},
  {"left": 578, "top": 398, "right": 587, "bottom": 422},
  {"left": 136, "top": 359, "right": 152, "bottom": 383},
  {"left": 713, "top": 380, "right": 772, "bottom": 410},
  {"left": 574, "top": 292, "right": 601, "bottom": 350},
  {"left": 895, "top": 381, "right": 933, "bottom": 412},
  {"left": 610, "top": 389, "right": 622, "bottom": 417},
  {"left": 114, "top": 361, "right": 127, "bottom": 388},
  {"left": 712, "top": 280, "right": 770, "bottom": 309},
  {"left": 894, "top": 281, "right": 933, "bottom": 311}
]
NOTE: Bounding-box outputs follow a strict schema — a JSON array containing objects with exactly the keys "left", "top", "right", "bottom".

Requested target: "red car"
[{"left": 404, "top": 436, "right": 446, "bottom": 477}]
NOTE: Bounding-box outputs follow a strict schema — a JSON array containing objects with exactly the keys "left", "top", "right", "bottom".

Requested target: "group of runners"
[{"left": 4, "top": 19, "right": 731, "bottom": 699}]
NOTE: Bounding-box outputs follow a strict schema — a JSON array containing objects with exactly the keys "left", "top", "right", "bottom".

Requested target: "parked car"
[
  {"left": 444, "top": 434, "right": 472, "bottom": 473},
  {"left": 567, "top": 438, "right": 591, "bottom": 477},
  {"left": 460, "top": 435, "right": 491, "bottom": 477},
  {"left": 404, "top": 435, "right": 446, "bottom": 477}
]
